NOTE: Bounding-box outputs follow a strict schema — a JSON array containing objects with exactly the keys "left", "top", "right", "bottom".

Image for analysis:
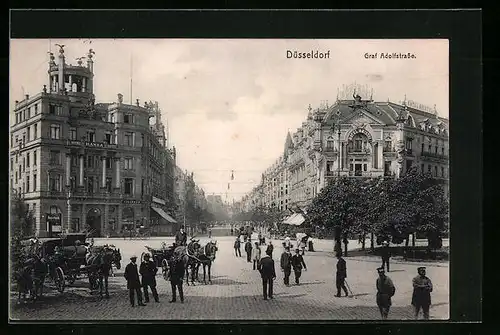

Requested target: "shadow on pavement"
[
  {"left": 349, "top": 293, "right": 370, "bottom": 298},
  {"left": 208, "top": 278, "right": 247, "bottom": 286},
  {"left": 298, "top": 281, "right": 326, "bottom": 286}
]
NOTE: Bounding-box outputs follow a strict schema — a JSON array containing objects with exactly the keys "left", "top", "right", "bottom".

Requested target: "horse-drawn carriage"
[
  {"left": 16, "top": 233, "right": 121, "bottom": 301},
  {"left": 143, "top": 242, "right": 176, "bottom": 279},
  {"left": 143, "top": 239, "right": 219, "bottom": 285}
]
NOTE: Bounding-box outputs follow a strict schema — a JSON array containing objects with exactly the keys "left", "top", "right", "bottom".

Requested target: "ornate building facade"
[
  {"left": 239, "top": 84, "right": 449, "bottom": 213},
  {"left": 10, "top": 46, "right": 178, "bottom": 237}
]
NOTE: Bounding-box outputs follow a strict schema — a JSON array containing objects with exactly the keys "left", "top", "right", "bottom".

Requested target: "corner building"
[{"left": 10, "top": 46, "right": 177, "bottom": 237}]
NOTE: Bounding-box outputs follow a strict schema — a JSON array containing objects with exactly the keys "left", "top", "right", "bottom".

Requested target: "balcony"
[
  {"left": 323, "top": 146, "right": 338, "bottom": 157},
  {"left": 347, "top": 148, "right": 371, "bottom": 155},
  {"left": 348, "top": 171, "right": 373, "bottom": 177},
  {"left": 421, "top": 151, "right": 449, "bottom": 160},
  {"left": 383, "top": 146, "right": 396, "bottom": 153}
]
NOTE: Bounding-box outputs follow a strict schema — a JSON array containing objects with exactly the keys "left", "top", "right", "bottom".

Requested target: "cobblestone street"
[{"left": 10, "top": 236, "right": 449, "bottom": 321}]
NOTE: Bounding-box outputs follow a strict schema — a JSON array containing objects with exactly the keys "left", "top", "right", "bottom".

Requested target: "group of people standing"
[{"left": 124, "top": 252, "right": 186, "bottom": 306}]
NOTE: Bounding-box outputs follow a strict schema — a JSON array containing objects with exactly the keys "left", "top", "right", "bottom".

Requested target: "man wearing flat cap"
[
  {"left": 412, "top": 267, "right": 433, "bottom": 320},
  {"left": 140, "top": 253, "right": 159, "bottom": 303},
  {"left": 376, "top": 267, "right": 395, "bottom": 320},
  {"left": 280, "top": 246, "right": 292, "bottom": 286},
  {"left": 124, "top": 255, "right": 145, "bottom": 307},
  {"left": 291, "top": 247, "right": 307, "bottom": 285}
]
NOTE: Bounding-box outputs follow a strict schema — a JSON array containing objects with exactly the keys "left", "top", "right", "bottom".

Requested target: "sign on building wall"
[{"left": 47, "top": 213, "right": 62, "bottom": 236}]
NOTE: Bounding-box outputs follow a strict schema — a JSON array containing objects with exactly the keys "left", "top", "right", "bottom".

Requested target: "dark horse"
[
  {"left": 197, "top": 241, "right": 218, "bottom": 284},
  {"left": 173, "top": 240, "right": 201, "bottom": 286},
  {"left": 14, "top": 255, "right": 48, "bottom": 303},
  {"left": 86, "top": 245, "right": 121, "bottom": 298}
]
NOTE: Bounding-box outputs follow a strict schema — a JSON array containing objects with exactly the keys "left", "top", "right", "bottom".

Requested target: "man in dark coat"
[
  {"left": 412, "top": 267, "right": 433, "bottom": 320},
  {"left": 139, "top": 253, "right": 159, "bottom": 303},
  {"left": 280, "top": 246, "right": 292, "bottom": 286},
  {"left": 335, "top": 252, "right": 349, "bottom": 297},
  {"left": 244, "top": 239, "right": 253, "bottom": 263},
  {"left": 266, "top": 241, "right": 274, "bottom": 258},
  {"left": 175, "top": 227, "right": 187, "bottom": 246},
  {"left": 258, "top": 249, "right": 276, "bottom": 300},
  {"left": 376, "top": 267, "right": 396, "bottom": 320},
  {"left": 168, "top": 254, "right": 185, "bottom": 303},
  {"left": 381, "top": 241, "right": 391, "bottom": 272},
  {"left": 234, "top": 237, "right": 241, "bottom": 257},
  {"left": 124, "top": 255, "right": 145, "bottom": 307},
  {"left": 291, "top": 248, "right": 307, "bottom": 285}
]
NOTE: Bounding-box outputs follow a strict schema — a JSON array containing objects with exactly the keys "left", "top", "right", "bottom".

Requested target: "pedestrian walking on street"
[
  {"left": 258, "top": 249, "right": 276, "bottom": 300},
  {"left": 234, "top": 237, "right": 242, "bottom": 257},
  {"left": 245, "top": 239, "right": 253, "bottom": 263},
  {"left": 168, "top": 254, "right": 185, "bottom": 303},
  {"left": 375, "top": 267, "right": 396, "bottom": 320},
  {"left": 291, "top": 248, "right": 307, "bottom": 285},
  {"left": 335, "top": 252, "right": 349, "bottom": 297},
  {"left": 139, "top": 253, "right": 159, "bottom": 303},
  {"left": 124, "top": 255, "right": 146, "bottom": 307},
  {"left": 208, "top": 228, "right": 212, "bottom": 239},
  {"left": 381, "top": 241, "right": 391, "bottom": 272},
  {"left": 412, "top": 267, "right": 433, "bottom": 320},
  {"left": 252, "top": 242, "right": 262, "bottom": 270},
  {"left": 266, "top": 241, "right": 274, "bottom": 258},
  {"left": 280, "top": 246, "right": 292, "bottom": 286}
]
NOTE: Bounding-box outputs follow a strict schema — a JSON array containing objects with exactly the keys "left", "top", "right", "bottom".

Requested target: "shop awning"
[
  {"left": 288, "top": 213, "right": 305, "bottom": 226},
  {"left": 151, "top": 207, "right": 177, "bottom": 223},
  {"left": 283, "top": 214, "right": 298, "bottom": 225}
]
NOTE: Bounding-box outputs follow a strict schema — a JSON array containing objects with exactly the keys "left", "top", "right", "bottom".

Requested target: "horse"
[
  {"left": 13, "top": 255, "right": 48, "bottom": 303},
  {"left": 86, "top": 245, "right": 121, "bottom": 298},
  {"left": 197, "top": 241, "right": 218, "bottom": 284},
  {"left": 173, "top": 240, "right": 201, "bottom": 286}
]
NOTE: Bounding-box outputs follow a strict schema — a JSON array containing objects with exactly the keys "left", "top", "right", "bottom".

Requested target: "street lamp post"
[{"left": 331, "top": 120, "right": 342, "bottom": 178}]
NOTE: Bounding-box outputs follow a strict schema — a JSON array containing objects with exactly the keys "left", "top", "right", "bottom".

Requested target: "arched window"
[
  {"left": 406, "top": 115, "right": 415, "bottom": 127},
  {"left": 352, "top": 133, "right": 368, "bottom": 152}
]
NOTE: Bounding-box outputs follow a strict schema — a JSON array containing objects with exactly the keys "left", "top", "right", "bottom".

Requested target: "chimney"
[
  {"left": 136, "top": 99, "right": 140, "bottom": 107},
  {"left": 25, "top": 94, "right": 29, "bottom": 100}
]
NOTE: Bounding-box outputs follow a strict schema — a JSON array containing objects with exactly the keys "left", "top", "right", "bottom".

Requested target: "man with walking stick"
[{"left": 335, "top": 252, "right": 349, "bottom": 297}]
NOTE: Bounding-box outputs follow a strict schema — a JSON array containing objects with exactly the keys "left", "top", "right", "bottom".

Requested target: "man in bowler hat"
[
  {"left": 258, "top": 249, "right": 276, "bottom": 300},
  {"left": 335, "top": 252, "right": 349, "bottom": 297},
  {"left": 124, "top": 255, "right": 146, "bottom": 307},
  {"left": 412, "top": 266, "right": 433, "bottom": 320},
  {"left": 291, "top": 247, "right": 307, "bottom": 285},
  {"left": 139, "top": 253, "right": 159, "bottom": 303},
  {"left": 280, "top": 246, "right": 292, "bottom": 286},
  {"left": 376, "top": 267, "right": 395, "bottom": 320}
]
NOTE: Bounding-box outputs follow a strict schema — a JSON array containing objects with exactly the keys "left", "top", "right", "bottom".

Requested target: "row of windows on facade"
[
  {"left": 13, "top": 173, "right": 164, "bottom": 198},
  {"left": 14, "top": 103, "right": 139, "bottom": 126},
  {"left": 12, "top": 124, "right": 164, "bottom": 161}
]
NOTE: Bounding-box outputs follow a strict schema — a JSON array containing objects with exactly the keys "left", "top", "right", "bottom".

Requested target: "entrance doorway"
[
  {"left": 86, "top": 208, "right": 102, "bottom": 237},
  {"left": 354, "top": 164, "right": 362, "bottom": 176}
]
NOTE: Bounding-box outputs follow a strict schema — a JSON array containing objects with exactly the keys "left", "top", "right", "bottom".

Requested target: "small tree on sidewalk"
[{"left": 10, "top": 191, "right": 35, "bottom": 275}]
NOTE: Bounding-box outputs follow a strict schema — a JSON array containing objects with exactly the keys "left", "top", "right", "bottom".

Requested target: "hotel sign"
[
  {"left": 122, "top": 199, "right": 142, "bottom": 205},
  {"left": 47, "top": 213, "right": 62, "bottom": 234},
  {"left": 66, "top": 140, "right": 117, "bottom": 148}
]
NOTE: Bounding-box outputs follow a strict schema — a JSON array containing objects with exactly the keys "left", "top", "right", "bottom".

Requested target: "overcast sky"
[{"left": 10, "top": 39, "right": 448, "bottom": 203}]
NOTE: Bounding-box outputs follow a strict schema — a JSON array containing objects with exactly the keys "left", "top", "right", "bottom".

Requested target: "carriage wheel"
[
  {"left": 162, "top": 259, "right": 170, "bottom": 280},
  {"left": 55, "top": 267, "right": 65, "bottom": 293}
]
